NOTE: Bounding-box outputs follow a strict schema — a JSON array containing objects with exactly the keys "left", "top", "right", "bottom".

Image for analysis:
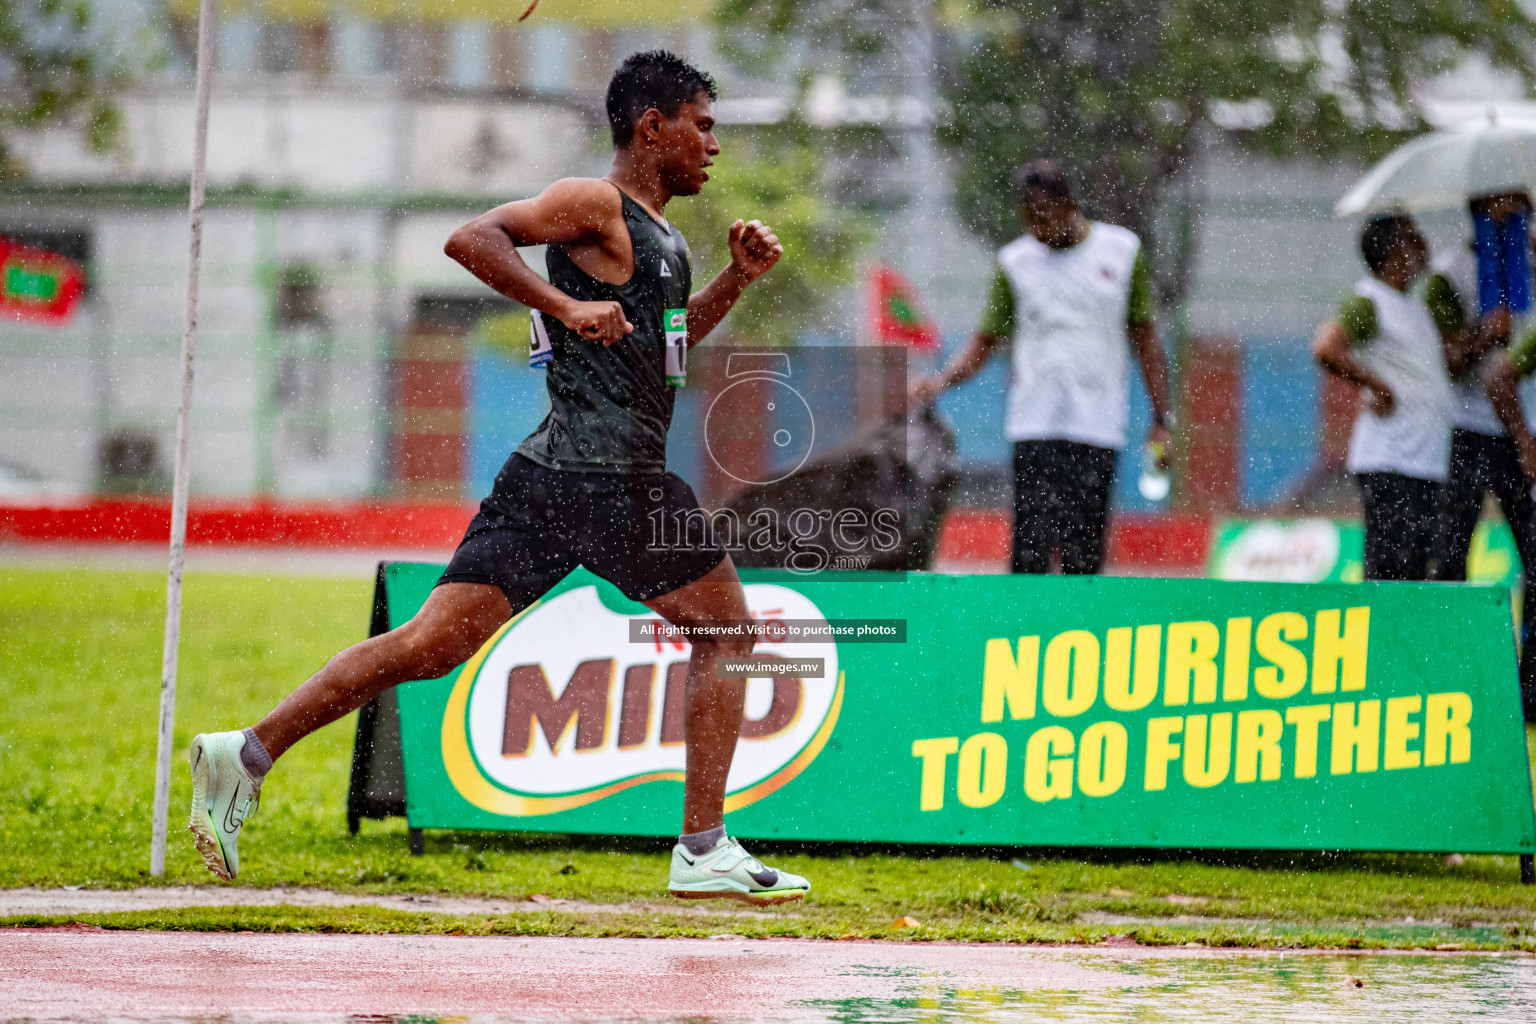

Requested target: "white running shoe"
[
  {"left": 188, "top": 731, "right": 261, "bottom": 880},
  {"left": 668, "top": 837, "right": 810, "bottom": 906}
]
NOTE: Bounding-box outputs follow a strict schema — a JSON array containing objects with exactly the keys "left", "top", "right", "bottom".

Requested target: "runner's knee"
[{"left": 692, "top": 635, "right": 755, "bottom": 662}]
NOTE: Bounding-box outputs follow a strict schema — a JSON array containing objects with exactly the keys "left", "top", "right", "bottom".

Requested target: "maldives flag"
[
  {"left": 0, "top": 238, "right": 84, "bottom": 324},
  {"left": 867, "top": 263, "right": 939, "bottom": 350}
]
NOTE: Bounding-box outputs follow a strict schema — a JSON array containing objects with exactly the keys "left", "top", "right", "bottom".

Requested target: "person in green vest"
[
  {"left": 909, "top": 160, "right": 1174, "bottom": 575},
  {"left": 1312, "top": 214, "right": 1456, "bottom": 582}
]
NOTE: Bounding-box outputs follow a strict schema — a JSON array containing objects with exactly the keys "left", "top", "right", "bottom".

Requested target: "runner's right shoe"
[
  {"left": 188, "top": 731, "right": 261, "bottom": 880},
  {"left": 667, "top": 837, "right": 810, "bottom": 906}
]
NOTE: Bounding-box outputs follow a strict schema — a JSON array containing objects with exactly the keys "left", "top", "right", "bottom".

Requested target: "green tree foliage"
[
  {"left": 0, "top": 0, "right": 130, "bottom": 177},
  {"left": 947, "top": 0, "right": 1535, "bottom": 303},
  {"left": 669, "top": 129, "right": 867, "bottom": 346},
  {"left": 720, "top": 0, "right": 1535, "bottom": 308}
]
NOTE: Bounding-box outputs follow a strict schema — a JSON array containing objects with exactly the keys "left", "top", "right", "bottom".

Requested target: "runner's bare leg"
[
  {"left": 253, "top": 582, "right": 512, "bottom": 761},
  {"left": 644, "top": 556, "right": 754, "bottom": 834}
]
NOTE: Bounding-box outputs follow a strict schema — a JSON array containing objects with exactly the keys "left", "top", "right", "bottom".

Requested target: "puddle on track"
[{"left": 1, "top": 931, "right": 1531, "bottom": 1023}]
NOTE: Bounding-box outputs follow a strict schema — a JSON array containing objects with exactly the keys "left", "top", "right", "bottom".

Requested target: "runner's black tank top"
[{"left": 517, "top": 185, "right": 692, "bottom": 474}]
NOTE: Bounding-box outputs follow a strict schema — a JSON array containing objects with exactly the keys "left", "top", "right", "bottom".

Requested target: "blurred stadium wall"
[{"left": 0, "top": 0, "right": 1525, "bottom": 521}]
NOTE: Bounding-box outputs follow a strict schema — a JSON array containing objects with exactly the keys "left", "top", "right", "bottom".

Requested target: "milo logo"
[{"left": 441, "top": 583, "right": 842, "bottom": 816}]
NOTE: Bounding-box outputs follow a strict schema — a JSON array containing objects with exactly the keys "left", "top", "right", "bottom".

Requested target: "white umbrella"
[{"left": 1336, "top": 119, "right": 1536, "bottom": 217}]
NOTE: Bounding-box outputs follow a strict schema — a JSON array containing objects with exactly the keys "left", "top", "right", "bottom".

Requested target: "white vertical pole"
[{"left": 151, "top": 0, "right": 216, "bottom": 877}]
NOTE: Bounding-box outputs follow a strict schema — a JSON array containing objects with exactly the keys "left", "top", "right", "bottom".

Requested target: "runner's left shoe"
[
  {"left": 188, "top": 731, "right": 261, "bottom": 880},
  {"left": 667, "top": 836, "right": 810, "bottom": 906}
]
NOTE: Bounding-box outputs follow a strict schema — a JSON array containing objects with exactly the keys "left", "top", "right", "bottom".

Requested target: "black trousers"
[
  {"left": 1355, "top": 471, "right": 1441, "bottom": 582},
  {"left": 1433, "top": 428, "right": 1536, "bottom": 720},
  {"left": 1011, "top": 439, "right": 1118, "bottom": 575}
]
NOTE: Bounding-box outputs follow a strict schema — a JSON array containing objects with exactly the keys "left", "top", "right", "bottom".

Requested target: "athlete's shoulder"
[{"left": 532, "top": 178, "right": 624, "bottom": 223}]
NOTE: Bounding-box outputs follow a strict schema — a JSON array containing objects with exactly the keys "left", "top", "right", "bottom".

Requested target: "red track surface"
[
  {"left": 4, "top": 929, "right": 1531, "bottom": 1019},
  {"left": 3, "top": 930, "right": 1120, "bottom": 1017}
]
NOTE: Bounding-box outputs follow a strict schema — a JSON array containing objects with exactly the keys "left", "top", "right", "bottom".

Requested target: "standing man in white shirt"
[
  {"left": 909, "top": 160, "right": 1173, "bottom": 574},
  {"left": 1312, "top": 214, "right": 1455, "bottom": 581}
]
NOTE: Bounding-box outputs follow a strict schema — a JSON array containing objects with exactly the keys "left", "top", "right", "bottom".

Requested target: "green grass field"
[{"left": 4, "top": 563, "right": 1536, "bottom": 949}]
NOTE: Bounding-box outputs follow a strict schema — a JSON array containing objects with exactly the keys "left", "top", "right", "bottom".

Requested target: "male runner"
[
  {"left": 1312, "top": 214, "right": 1454, "bottom": 581},
  {"left": 909, "top": 160, "right": 1173, "bottom": 574},
  {"left": 187, "top": 51, "right": 810, "bottom": 905}
]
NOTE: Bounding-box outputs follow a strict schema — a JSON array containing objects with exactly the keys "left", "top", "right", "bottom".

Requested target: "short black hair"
[
  {"left": 1014, "top": 159, "right": 1074, "bottom": 204},
  {"left": 606, "top": 50, "right": 717, "bottom": 148},
  {"left": 1359, "top": 214, "right": 1418, "bottom": 274}
]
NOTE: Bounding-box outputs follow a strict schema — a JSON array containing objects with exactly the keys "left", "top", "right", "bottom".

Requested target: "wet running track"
[{"left": 2, "top": 929, "right": 1532, "bottom": 1022}]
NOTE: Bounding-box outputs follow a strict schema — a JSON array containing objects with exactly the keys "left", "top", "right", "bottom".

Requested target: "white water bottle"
[{"left": 1138, "top": 438, "right": 1171, "bottom": 502}]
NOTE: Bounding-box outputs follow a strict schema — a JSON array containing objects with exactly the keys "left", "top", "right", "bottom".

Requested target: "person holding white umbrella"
[
  {"left": 1432, "top": 192, "right": 1536, "bottom": 721},
  {"left": 1477, "top": 191, "right": 1536, "bottom": 720}
]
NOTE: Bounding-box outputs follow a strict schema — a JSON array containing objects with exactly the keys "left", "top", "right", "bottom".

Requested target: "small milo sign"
[{"left": 362, "top": 564, "right": 1535, "bottom": 857}]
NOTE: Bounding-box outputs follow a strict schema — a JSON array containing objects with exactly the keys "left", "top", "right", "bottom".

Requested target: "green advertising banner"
[{"left": 376, "top": 562, "right": 1536, "bottom": 854}]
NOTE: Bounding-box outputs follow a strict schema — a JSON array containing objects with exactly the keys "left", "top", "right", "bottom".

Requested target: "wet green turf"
[{"left": 3, "top": 564, "right": 1535, "bottom": 949}]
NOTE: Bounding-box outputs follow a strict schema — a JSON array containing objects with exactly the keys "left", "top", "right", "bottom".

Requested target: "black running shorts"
[{"left": 438, "top": 453, "right": 727, "bottom": 609}]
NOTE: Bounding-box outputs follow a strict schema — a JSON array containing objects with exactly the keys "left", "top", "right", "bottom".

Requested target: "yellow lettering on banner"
[
  {"left": 1223, "top": 617, "right": 1252, "bottom": 702},
  {"left": 1255, "top": 612, "right": 1310, "bottom": 700},
  {"left": 1043, "top": 630, "right": 1100, "bottom": 717},
  {"left": 957, "top": 732, "right": 1008, "bottom": 808},
  {"left": 1104, "top": 628, "right": 1132, "bottom": 711},
  {"left": 1312, "top": 607, "right": 1370, "bottom": 694},
  {"left": 911, "top": 737, "right": 959, "bottom": 811},
  {"left": 1144, "top": 717, "right": 1184, "bottom": 791},
  {"left": 1425, "top": 692, "right": 1473, "bottom": 766},
  {"left": 981, "top": 637, "right": 1039, "bottom": 722},
  {"left": 1024, "top": 726, "right": 1075, "bottom": 802},
  {"left": 1183, "top": 713, "right": 1233, "bottom": 787},
  {"left": 1164, "top": 621, "right": 1221, "bottom": 706},
  {"left": 1235, "top": 709, "right": 1283, "bottom": 782},
  {"left": 1078, "top": 720, "right": 1129, "bottom": 797},
  {"left": 1105, "top": 625, "right": 1161, "bottom": 712},
  {"left": 1384, "top": 695, "right": 1423, "bottom": 770},
  {"left": 1285, "top": 704, "right": 1332, "bottom": 778},
  {"left": 1329, "top": 700, "right": 1380, "bottom": 775}
]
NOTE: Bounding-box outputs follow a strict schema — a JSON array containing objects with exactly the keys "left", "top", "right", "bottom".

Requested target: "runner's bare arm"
[
  {"left": 445, "top": 179, "right": 635, "bottom": 344},
  {"left": 684, "top": 219, "right": 783, "bottom": 346}
]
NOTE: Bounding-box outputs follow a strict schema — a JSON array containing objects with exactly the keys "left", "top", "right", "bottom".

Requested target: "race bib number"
[
  {"left": 528, "top": 310, "right": 553, "bottom": 369},
  {"left": 664, "top": 307, "right": 687, "bottom": 387}
]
